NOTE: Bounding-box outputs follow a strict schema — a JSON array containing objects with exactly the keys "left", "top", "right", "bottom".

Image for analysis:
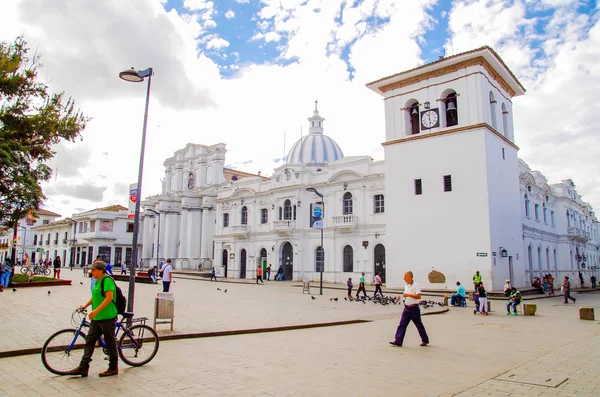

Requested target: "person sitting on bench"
[{"left": 450, "top": 281, "right": 466, "bottom": 306}]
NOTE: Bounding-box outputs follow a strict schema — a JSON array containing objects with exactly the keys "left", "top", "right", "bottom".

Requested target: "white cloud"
[
  {"left": 204, "top": 19, "right": 217, "bottom": 28},
  {"left": 183, "top": 0, "right": 213, "bottom": 11},
  {"left": 225, "top": 9, "right": 235, "bottom": 19},
  {"left": 234, "top": 0, "right": 249, "bottom": 3},
  {"left": 205, "top": 37, "right": 230, "bottom": 49}
]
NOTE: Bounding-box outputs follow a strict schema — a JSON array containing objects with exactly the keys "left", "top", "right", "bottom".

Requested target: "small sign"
[
  {"left": 476, "top": 252, "right": 488, "bottom": 257},
  {"left": 127, "top": 214, "right": 135, "bottom": 219},
  {"left": 492, "top": 252, "right": 497, "bottom": 257}
]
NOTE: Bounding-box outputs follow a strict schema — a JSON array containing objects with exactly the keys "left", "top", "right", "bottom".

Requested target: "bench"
[
  {"left": 579, "top": 307, "right": 595, "bottom": 321},
  {"left": 521, "top": 303, "right": 536, "bottom": 316},
  {"left": 112, "top": 273, "right": 154, "bottom": 284}
]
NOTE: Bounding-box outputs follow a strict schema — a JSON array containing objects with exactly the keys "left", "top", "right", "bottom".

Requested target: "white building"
[
  {"left": 0, "top": 209, "right": 61, "bottom": 264},
  {"left": 141, "top": 46, "right": 599, "bottom": 290},
  {"left": 30, "top": 205, "right": 136, "bottom": 267}
]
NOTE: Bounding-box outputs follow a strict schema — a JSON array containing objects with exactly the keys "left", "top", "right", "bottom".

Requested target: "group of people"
[{"left": 345, "top": 272, "right": 384, "bottom": 299}]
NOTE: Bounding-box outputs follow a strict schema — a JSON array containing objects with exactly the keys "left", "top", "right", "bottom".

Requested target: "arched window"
[
  {"left": 283, "top": 199, "right": 292, "bottom": 220},
  {"left": 566, "top": 210, "right": 570, "bottom": 227},
  {"left": 537, "top": 247, "right": 542, "bottom": 272},
  {"left": 187, "top": 172, "right": 195, "bottom": 189},
  {"left": 408, "top": 101, "right": 420, "bottom": 135},
  {"left": 343, "top": 192, "right": 353, "bottom": 215},
  {"left": 546, "top": 248, "right": 550, "bottom": 270},
  {"left": 534, "top": 204, "right": 540, "bottom": 221},
  {"left": 543, "top": 203, "right": 547, "bottom": 224},
  {"left": 315, "top": 246, "right": 324, "bottom": 272},
  {"left": 489, "top": 92, "right": 497, "bottom": 129},
  {"left": 553, "top": 249, "right": 557, "bottom": 270},
  {"left": 278, "top": 206, "right": 282, "bottom": 220},
  {"left": 527, "top": 245, "right": 533, "bottom": 276},
  {"left": 293, "top": 205, "right": 297, "bottom": 220},
  {"left": 343, "top": 245, "right": 353, "bottom": 272},
  {"left": 223, "top": 213, "right": 229, "bottom": 227},
  {"left": 445, "top": 92, "right": 458, "bottom": 127},
  {"left": 241, "top": 206, "right": 248, "bottom": 225},
  {"left": 501, "top": 103, "right": 509, "bottom": 137},
  {"left": 524, "top": 194, "right": 530, "bottom": 217}
]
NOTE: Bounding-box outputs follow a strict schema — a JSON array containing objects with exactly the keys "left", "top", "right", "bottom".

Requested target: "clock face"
[{"left": 420, "top": 109, "right": 439, "bottom": 129}]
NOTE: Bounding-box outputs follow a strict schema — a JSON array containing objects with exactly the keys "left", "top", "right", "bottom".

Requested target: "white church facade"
[{"left": 140, "top": 46, "right": 599, "bottom": 290}]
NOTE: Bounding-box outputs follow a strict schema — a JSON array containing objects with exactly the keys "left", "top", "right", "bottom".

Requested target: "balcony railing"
[
  {"left": 273, "top": 220, "right": 296, "bottom": 231},
  {"left": 568, "top": 227, "right": 590, "bottom": 243},
  {"left": 229, "top": 225, "right": 249, "bottom": 235},
  {"left": 332, "top": 215, "right": 358, "bottom": 228}
]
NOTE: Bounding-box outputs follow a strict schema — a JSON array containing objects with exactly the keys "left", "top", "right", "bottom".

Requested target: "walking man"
[
  {"left": 210, "top": 267, "right": 217, "bottom": 282},
  {"left": 562, "top": 276, "right": 576, "bottom": 304},
  {"left": 65, "top": 261, "right": 118, "bottom": 377},
  {"left": 373, "top": 272, "right": 383, "bottom": 297},
  {"left": 356, "top": 272, "right": 367, "bottom": 299},
  {"left": 162, "top": 259, "right": 173, "bottom": 292},
  {"left": 256, "top": 266, "right": 264, "bottom": 284},
  {"left": 390, "top": 271, "right": 429, "bottom": 347}
]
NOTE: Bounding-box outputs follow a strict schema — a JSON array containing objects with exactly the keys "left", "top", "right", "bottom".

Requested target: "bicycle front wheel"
[
  {"left": 44, "top": 267, "right": 51, "bottom": 276},
  {"left": 41, "top": 329, "right": 87, "bottom": 375},
  {"left": 20, "top": 266, "right": 29, "bottom": 274},
  {"left": 118, "top": 324, "right": 159, "bottom": 366}
]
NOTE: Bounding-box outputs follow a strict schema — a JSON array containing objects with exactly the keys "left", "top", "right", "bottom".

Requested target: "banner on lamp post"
[
  {"left": 310, "top": 203, "right": 323, "bottom": 229},
  {"left": 128, "top": 183, "right": 138, "bottom": 219}
]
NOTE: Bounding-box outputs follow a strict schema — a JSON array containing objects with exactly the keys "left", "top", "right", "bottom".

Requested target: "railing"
[
  {"left": 567, "top": 227, "right": 580, "bottom": 237},
  {"left": 331, "top": 215, "right": 358, "bottom": 227},
  {"left": 273, "top": 220, "right": 296, "bottom": 231}
]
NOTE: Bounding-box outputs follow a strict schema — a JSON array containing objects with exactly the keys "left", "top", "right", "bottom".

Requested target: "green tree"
[{"left": 0, "top": 37, "right": 88, "bottom": 227}]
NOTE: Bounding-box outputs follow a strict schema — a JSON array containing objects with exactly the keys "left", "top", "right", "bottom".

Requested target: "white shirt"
[
  {"left": 161, "top": 263, "right": 172, "bottom": 282},
  {"left": 404, "top": 282, "right": 421, "bottom": 306}
]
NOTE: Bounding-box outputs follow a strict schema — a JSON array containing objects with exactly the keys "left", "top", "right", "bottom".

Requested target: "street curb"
[{"left": 0, "top": 308, "right": 449, "bottom": 359}]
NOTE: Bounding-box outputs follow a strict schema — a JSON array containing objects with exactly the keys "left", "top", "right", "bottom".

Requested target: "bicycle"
[
  {"left": 20, "top": 264, "right": 51, "bottom": 276},
  {"left": 41, "top": 309, "right": 159, "bottom": 375}
]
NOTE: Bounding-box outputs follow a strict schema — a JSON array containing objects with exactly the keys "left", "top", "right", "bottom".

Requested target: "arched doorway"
[
  {"left": 240, "top": 249, "right": 247, "bottom": 279},
  {"left": 259, "top": 248, "right": 268, "bottom": 280},
  {"left": 282, "top": 242, "right": 293, "bottom": 281},
  {"left": 222, "top": 250, "right": 228, "bottom": 278},
  {"left": 374, "top": 244, "right": 386, "bottom": 283}
]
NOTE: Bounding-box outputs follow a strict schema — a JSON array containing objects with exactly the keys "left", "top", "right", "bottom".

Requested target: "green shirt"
[
  {"left": 92, "top": 275, "right": 117, "bottom": 321},
  {"left": 360, "top": 275, "right": 365, "bottom": 284}
]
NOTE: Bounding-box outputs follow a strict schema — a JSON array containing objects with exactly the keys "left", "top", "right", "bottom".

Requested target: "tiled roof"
[
  {"left": 97, "top": 205, "right": 127, "bottom": 212},
  {"left": 32, "top": 217, "right": 75, "bottom": 229},
  {"left": 34, "top": 209, "right": 62, "bottom": 217}
]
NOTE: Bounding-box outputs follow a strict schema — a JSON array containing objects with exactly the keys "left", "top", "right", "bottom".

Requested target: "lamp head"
[{"left": 119, "top": 68, "right": 144, "bottom": 83}]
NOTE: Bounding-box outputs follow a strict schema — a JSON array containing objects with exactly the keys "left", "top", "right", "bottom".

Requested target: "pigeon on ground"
[
  {"left": 48, "top": 290, "right": 51, "bottom": 295},
  {"left": 224, "top": 289, "right": 227, "bottom": 293},
  {"left": 80, "top": 282, "right": 83, "bottom": 285},
  {"left": 344, "top": 297, "right": 348, "bottom": 301},
  {"left": 12, "top": 288, "right": 16, "bottom": 292},
  {"left": 217, "top": 288, "right": 221, "bottom": 291},
  {"left": 333, "top": 297, "right": 338, "bottom": 301},
  {"left": 311, "top": 295, "right": 316, "bottom": 300}
]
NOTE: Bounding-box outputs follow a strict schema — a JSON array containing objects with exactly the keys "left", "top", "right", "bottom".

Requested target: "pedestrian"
[
  {"left": 119, "top": 260, "right": 126, "bottom": 275},
  {"left": 472, "top": 270, "right": 482, "bottom": 292},
  {"left": 579, "top": 271, "right": 585, "bottom": 288},
  {"left": 266, "top": 265, "right": 271, "bottom": 281},
  {"left": 347, "top": 278, "right": 353, "bottom": 298},
  {"left": 390, "top": 271, "right": 429, "bottom": 347},
  {"left": 1, "top": 258, "right": 12, "bottom": 288},
  {"left": 148, "top": 266, "right": 157, "bottom": 284},
  {"left": 256, "top": 266, "right": 264, "bottom": 285},
  {"left": 503, "top": 279, "right": 511, "bottom": 297},
  {"left": 64, "top": 261, "right": 118, "bottom": 377},
  {"left": 105, "top": 262, "right": 113, "bottom": 275},
  {"left": 591, "top": 275, "right": 597, "bottom": 289},
  {"left": 373, "top": 272, "right": 383, "bottom": 297},
  {"left": 477, "top": 282, "right": 489, "bottom": 316},
  {"left": 53, "top": 256, "right": 62, "bottom": 279},
  {"left": 547, "top": 274, "right": 555, "bottom": 295},
  {"left": 562, "top": 276, "right": 576, "bottom": 304},
  {"left": 355, "top": 272, "right": 367, "bottom": 299},
  {"left": 210, "top": 267, "right": 217, "bottom": 282},
  {"left": 276, "top": 266, "right": 284, "bottom": 281},
  {"left": 161, "top": 259, "right": 174, "bottom": 292},
  {"left": 506, "top": 287, "right": 521, "bottom": 316}
]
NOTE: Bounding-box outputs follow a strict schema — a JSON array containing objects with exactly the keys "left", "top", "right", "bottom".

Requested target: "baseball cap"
[{"left": 89, "top": 261, "right": 107, "bottom": 271}]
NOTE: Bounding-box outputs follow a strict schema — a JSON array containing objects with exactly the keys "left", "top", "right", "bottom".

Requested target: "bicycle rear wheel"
[
  {"left": 41, "top": 329, "right": 87, "bottom": 375},
  {"left": 20, "top": 266, "right": 29, "bottom": 274},
  {"left": 118, "top": 324, "right": 159, "bottom": 366},
  {"left": 44, "top": 267, "right": 51, "bottom": 276}
]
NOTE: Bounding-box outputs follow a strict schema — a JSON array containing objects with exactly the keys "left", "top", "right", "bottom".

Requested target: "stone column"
[{"left": 178, "top": 208, "right": 189, "bottom": 268}]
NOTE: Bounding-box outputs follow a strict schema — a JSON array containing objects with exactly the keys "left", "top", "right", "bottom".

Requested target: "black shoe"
[
  {"left": 64, "top": 367, "right": 88, "bottom": 377},
  {"left": 389, "top": 341, "right": 402, "bottom": 347},
  {"left": 573, "top": 298, "right": 576, "bottom": 303},
  {"left": 99, "top": 368, "right": 118, "bottom": 377},
  {"left": 420, "top": 342, "right": 429, "bottom": 347}
]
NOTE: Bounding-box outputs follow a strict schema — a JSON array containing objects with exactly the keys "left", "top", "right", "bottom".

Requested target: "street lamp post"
[
  {"left": 119, "top": 67, "right": 153, "bottom": 314},
  {"left": 306, "top": 187, "right": 324, "bottom": 295},
  {"left": 147, "top": 209, "right": 161, "bottom": 268},
  {"left": 70, "top": 219, "right": 77, "bottom": 271}
]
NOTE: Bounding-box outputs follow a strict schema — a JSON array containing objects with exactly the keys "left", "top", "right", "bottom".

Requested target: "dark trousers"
[
  {"left": 374, "top": 284, "right": 383, "bottom": 297},
  {"left": 80, "top": 318, "right": 118, "bottom": 370},
  {"left": 450, "top": 294, "right": 464, "bottom": 306},
  {"left": 356, "top": 284, "right": 366, "bottom": 297},
  {"left": 257, "top": 276, "right": 263, "bottom": 284},
  {"left": 163, "top": 281, "right": 171, "bottom": 292},
  {"left": 347, "top": 287, "right": 352, "bottom": 297},
  {"left": 563, "top": 290, "right": 575, "bottom": 303},
  {"left": 210, "top": 275, "right": 217, "bottom": 281},
  {"left": 393, "top": 305, "right": 429, "bottom": 346}
]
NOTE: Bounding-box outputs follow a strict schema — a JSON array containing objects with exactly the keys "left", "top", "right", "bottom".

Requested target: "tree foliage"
[{"left": 0, "top": 37, "right": 88, "bottom": 228}]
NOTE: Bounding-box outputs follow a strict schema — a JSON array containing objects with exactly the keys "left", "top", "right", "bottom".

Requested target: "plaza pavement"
[{"left": 0, "top": 270, "right": 599, "bottom": 396}]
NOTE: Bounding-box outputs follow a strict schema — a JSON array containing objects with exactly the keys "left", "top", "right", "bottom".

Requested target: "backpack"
[{"left": 100, "top": 276, "right": 127, "bottom": 315}]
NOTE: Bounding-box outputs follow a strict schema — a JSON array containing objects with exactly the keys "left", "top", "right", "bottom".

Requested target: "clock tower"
[{"left": 367, "top": 46, "right": 527, "bottom": 290}]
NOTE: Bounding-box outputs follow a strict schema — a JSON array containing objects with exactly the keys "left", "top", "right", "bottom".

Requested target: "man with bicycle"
[{"left": 65, "top": 261, "right": 119, "bottom": 377}]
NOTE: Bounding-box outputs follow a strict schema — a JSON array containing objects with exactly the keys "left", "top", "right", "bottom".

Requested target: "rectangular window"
[
  {"left": 126, "top": 223, "right": 134, "bottom": 233},
  {"left": 33, "top": 235, "right": 38, "bottom": 245},
  {"left": 551, "top": 211, "right": 555, "bottom": 226},
  {"left": 534, "top": 204, "right": 539, "bottom": 221},
  {"left": 502, "top": 148, "right": 505, "bottom": 160},
  {"left": 373, "top": 194, "right": 385, "bottom": 213},
  {"left": 443, "top": 175, "right": 452, "bottom": 192},
  {"left": 99, "top": 220, "right": 113, "bottom": 232},
  {"left": 414, "top": 179, "right": 422, "bottom": 195},
  {"left": 261, "top": 208, "right": 268, "bottom": 224},
  {"left": 43, "top": 220, "right": 49, "bottom": 225},
  {"left": 89, "top": 221, "right": 96, "bottom": 232},
  {"left": 223, "top": 213, "right": 230, "bottom": 227}
]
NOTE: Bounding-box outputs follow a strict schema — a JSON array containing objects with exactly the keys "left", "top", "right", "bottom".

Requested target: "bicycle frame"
[{"left": 68, "top": 312, "right": 147, "bottom": 353}]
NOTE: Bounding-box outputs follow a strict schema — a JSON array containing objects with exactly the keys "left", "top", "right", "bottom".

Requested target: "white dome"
[{"left": 286, "top": 101, "right": 344, "bottom": 165}]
